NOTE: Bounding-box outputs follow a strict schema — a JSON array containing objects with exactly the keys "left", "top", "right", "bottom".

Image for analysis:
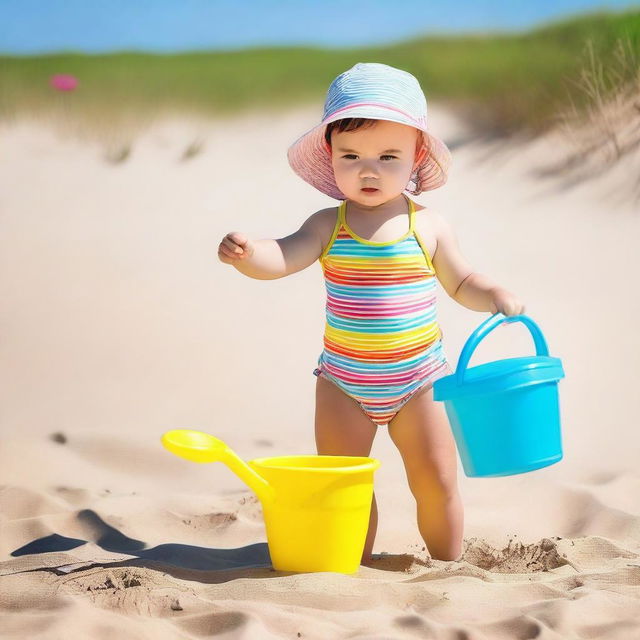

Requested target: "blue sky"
[{"left": 1, "top": 0, "right": 638, "bottom": 54}]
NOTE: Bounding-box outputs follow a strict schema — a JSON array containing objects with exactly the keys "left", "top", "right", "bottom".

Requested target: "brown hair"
[{"left": 324, "top": 118, "right": 378, "bottom": 148}]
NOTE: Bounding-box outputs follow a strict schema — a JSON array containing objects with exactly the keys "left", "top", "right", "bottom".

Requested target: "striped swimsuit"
[{"left": 313, "top": 195, "right": 452, "bottom": 426}]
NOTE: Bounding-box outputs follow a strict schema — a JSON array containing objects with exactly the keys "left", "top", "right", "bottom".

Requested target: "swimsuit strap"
[
  {"left": 406, "top": 194, "right": 416, "bottom": 233},
  {"left": 338, "top": 199, "right": 346, "bottom": 226}
]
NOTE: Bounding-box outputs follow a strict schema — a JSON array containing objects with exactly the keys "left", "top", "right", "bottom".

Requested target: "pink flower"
[{"left": 50, "top": 74, "right": 78, "bottom": 92}]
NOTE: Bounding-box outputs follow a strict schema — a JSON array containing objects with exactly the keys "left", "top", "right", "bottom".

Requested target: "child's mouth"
[{"left": 361, "top": 188, "right": 379, "bottom": 193}]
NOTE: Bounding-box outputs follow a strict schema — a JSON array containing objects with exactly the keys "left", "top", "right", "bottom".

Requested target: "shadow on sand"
[{"left": 9, "top": 509, "right": 408, "bottom": 580}]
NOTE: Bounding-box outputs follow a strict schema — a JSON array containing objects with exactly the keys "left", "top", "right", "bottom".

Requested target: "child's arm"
[
  {"left": 432, "top": 214, "right": 525, "bottom": 316},
  {"left": 218, "top": 210, "right": 326, "bottom": 280}
]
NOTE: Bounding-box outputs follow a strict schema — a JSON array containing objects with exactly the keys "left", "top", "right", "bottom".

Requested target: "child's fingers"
[
  {"left": 218, "top": 245, "right": 239, "bottom": 260},
  {"left": 226, "top": 232, "right": 248, "bottom": 248},
  {"left": 221, "top": 237, "right": 245, "bottom": 254},
  {"left": 218, "top": 242, "right": 248, "bottom": 262},
  {"left": 218, "top": 233, "right": 253, "bottom": 264}
]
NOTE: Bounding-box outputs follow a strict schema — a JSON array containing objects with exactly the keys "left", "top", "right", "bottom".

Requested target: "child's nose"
[{"left": 358, "top": 162, "right": 379, "bottom": 178}]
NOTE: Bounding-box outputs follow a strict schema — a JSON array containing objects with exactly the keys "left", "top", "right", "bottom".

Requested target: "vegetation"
[{"left": 0, "top": 8, "right": 638, "bottom": 139}]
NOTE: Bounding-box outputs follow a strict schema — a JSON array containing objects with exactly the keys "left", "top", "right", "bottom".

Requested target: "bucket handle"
[{"left": 455, "top": 313, "right": 549, "bottom": 385}]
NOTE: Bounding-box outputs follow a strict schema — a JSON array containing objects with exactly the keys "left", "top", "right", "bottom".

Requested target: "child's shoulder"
[
  {"left": 310, "top": 205, "right": 340, "bottom": 223},
  {"left": 413, "top": 202, "right": 445, "bottom": 235},
  {"left": 296, "top": 206, "right": 340, "bottom": 257},
  {"left": 304, "top": 205, "right": 340, "bottom": 237},
  {"left": 413, "top": 203, "right": 443, "bottom": 260}
]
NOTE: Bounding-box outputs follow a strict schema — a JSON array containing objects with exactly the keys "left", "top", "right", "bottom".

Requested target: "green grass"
[{"left": 1, "top": 8, "right": 638, "bottom": 137}]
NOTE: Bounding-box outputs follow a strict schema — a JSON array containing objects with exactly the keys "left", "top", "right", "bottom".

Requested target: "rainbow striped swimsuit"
[{"left": 313, "top": 196, "right": 451, "bottom": 426}]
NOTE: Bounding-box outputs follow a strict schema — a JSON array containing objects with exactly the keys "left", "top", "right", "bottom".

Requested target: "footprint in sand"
[{"left": 461, "top": 537, "right": 570, "bottom": 573}]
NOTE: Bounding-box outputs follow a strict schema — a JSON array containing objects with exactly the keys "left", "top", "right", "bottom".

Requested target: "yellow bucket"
[{"left": 161, "top": 429, "right": 381, "bottom": 574}]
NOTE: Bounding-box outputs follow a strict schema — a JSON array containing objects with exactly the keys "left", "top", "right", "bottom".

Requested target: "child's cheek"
[{"left": 386, "top": 163, "right": 409, "bottom": 178}]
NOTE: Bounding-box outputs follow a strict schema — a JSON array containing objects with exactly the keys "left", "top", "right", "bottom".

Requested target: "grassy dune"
[{"left": 0, "top": 8, "right": 638, "bottom": 138}]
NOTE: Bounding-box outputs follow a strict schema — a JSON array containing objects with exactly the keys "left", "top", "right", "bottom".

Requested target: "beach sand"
[{"left": 1, "top": 104, "right": 639, "bottom": 639}]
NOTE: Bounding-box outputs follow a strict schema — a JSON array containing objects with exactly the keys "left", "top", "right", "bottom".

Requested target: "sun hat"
[{"left": 287, "top": 62, "right": 452, "bottom": 199}]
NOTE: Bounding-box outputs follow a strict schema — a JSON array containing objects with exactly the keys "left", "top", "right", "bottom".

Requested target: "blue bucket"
[{"left": 433, "top": 313, "right": 565, "bottom": 478}]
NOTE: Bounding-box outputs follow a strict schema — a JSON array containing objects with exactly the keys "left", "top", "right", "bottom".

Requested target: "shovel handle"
[{"left": 161, "top": 429, "right": 274, "bottom": 504}]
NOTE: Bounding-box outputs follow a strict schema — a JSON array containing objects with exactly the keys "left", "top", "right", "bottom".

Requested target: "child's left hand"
[{"left": 489, "top": 288, "right": 525, "bottom": 316}]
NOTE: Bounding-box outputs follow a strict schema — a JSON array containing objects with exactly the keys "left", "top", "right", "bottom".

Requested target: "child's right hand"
[{"left": 218, "top": 232, "right": 255, "bottom": 265}]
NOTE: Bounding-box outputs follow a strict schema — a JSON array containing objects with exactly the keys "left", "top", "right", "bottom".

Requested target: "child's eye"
[{"left": 341, "top": 154, "right": 397, "bottom": 160}]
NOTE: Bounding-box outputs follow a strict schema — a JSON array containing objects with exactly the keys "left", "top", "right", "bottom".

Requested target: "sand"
[{"left": 1, "top": 103, "right": 639, "bottom": 639}]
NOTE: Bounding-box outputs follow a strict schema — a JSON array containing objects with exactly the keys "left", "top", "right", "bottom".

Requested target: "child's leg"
[
  {"left": 315, "top": 374, "right": 379, "bottom": 564},
  {"left": 388, "top": 385, "right": 464, "bottom": 561}
]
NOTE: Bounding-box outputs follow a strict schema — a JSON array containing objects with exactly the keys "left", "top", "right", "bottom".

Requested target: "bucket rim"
[
  {"left": 433, "top": 356, "right": 564, "bottom": 401},
  {"left": 248, "top": 454, "right": 381, "bottom": 473}
]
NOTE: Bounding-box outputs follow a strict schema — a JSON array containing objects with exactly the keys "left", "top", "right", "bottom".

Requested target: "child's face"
[{"left": 330, "top": 120, "right": 423, "bottom": 207}]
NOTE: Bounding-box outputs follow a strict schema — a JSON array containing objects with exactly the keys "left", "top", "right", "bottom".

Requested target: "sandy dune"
[{"left": 1, "top": 103, "right": 639, "bottom": 639}]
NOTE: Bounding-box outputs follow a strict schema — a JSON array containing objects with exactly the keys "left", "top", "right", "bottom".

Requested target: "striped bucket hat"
[{"left": 287, "top": 62, "right": 451, "bottom": 199}]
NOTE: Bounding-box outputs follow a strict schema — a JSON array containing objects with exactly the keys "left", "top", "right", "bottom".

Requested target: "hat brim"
[{"left": 287, "top": 105, "right": 452, "bottom": 200}]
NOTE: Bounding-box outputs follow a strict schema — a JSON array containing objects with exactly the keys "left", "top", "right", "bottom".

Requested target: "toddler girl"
[{"left": 218, "top": 63, "right": 524, "bottom": 564}]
